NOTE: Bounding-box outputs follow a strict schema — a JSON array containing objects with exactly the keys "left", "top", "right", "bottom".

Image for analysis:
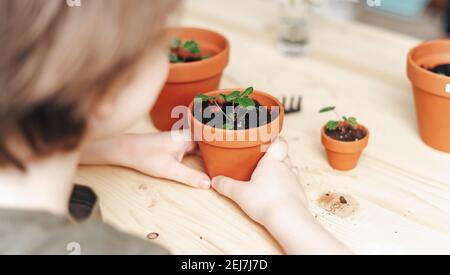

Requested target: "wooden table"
[{"left": 75, "top": 0, "right": 450, "bottom": 255}]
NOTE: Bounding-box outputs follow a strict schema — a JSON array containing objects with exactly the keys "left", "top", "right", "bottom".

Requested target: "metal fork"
[{"left": 281, "top": 95, "right": 302, "bottom": 115}]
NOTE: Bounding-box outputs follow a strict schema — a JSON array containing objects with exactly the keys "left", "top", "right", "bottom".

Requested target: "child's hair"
[{"left": 0, "top": 0, "right": 178, "bottom": 170}]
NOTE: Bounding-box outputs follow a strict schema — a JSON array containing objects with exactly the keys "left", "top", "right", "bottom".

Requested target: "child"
[{"left": 0, "top": 0, "right": 350, "bottom": 255}]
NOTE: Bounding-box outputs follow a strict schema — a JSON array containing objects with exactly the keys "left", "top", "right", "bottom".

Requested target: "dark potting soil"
[
  {"left": 427, "top": 64, "right": 450, "bottom": 77},
  {"left": 194, "top": 100, "right": 277, "bottom": 130},
  {"left": 171, "top": 55, "right": 203, "bottom": 63},
  {"left": 170, "top": 47, "right": 208, "bottom": 63},
  {"left": 326, "top": 125, "right": 367, "bottom": 142}
]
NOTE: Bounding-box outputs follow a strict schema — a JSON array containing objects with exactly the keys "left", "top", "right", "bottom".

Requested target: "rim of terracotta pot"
[
  {"left": 167, "top": 27, "right": 230, "bottom": 83},
  {"left": 321, "top": 125, "right": 369, "bottom": 154},
  {"left": 407, "top": 39, "right": 450, "bottom": 99},
  {"left": 188, "top": 89, "right": 285, "bottom": 149}
]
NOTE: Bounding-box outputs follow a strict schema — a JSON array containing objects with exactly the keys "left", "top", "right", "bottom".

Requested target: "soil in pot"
[
  {"left": 195, "top": 100, "right": 275, "bottom": 130},
  {"left": 169, "top": 38, "right": 211, "bottom": 63},
  {"left": 426, "top": 64, "right": 450, "bottom": 77},
  {"left": 325, "top": 124, "right": 367, "bottom": 142}
]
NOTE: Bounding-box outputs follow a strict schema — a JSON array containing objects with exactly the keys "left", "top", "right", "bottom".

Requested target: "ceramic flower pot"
[
  {"left": 321, "top": 125, "right": 369, "bottom": 171},
  {"left": 407, "top": 40, "right": 450, "bottom": 153},
  {"left": 150, "top": 27, "right": 230, "bottom": 131},
  {"left": 189, "top": 89, "right": 285, "bottom": 181}
]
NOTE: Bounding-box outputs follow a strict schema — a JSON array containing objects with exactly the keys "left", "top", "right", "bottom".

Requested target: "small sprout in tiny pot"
[
  {"left": 169, "top": 37, "right": 210, "bottom": 63},
  {"left": 319, "top": 106, "right": 366, "bottom": 142},
  {"left": 195, "top": 87, "right": 275, "bottom": 130}
]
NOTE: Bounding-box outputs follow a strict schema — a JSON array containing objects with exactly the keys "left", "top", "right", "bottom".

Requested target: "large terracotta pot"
[
  {"left": 321, "top": 125, "right": 369, "bottom": 171},
  {"left": 151, "top": 27, "right": 230, "bottom": 131},
  {"left": 407, "top": 40, "right": 450, "bottom": 153},
  {"left": 189, "top": 89, "right": 285, "bottom": 181}
]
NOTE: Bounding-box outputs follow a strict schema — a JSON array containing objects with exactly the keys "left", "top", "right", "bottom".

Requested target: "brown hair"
[{"left": 0, "top": 0, "right": 178, "bottom": 170}]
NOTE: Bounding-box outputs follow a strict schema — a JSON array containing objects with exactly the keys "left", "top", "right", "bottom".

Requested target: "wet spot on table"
[{"left": 317, "top": 192, "right": 359, "bottom": 218}]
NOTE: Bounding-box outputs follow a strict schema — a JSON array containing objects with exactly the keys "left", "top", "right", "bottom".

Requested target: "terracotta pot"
[
  {"left": 151, "top": 27, "right": 230, "bottom": 131},
  {"left": 407, "top": 40, "right": 450, "bottom": 153},
  {"left": 189, "top": 89, "right": 285, "bottom": 181},
  {"left": 321, "top": 125, "right": 369, "bottom": 171}
]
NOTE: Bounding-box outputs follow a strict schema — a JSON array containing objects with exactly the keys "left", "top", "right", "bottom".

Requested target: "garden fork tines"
[{"left": 281, "top": 95, "right": 302, "bottom": 115}]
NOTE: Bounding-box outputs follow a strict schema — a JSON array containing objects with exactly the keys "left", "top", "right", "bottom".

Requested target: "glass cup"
[{"left": 277, "top": 0, "right": 310, "bottom": 55}]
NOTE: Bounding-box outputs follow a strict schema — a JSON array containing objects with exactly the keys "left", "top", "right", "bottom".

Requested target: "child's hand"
[
  {"left": 81, "top": 131, "right": 211, "bottom": 189},
  {"left": 211, "top": 138, "right": 307, "bottom": 224},
  {"left": 211, "top": 138, "right": 351, "bottom": 255}
]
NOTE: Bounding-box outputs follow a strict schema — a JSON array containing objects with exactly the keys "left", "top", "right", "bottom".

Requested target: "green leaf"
[
  {"left": 238, "top": 97, "right": 256, "bottom": 110},
  {"left": 184, "top": 40, "right": 200, "bottom": 54},
  {"left": 347, "top": 117, "right": 358, "bottom": 128},
  {"left": 319, "top": 106, "right": 336, "bottom": 113},
  {"left": 220, "top": 91, "right": 239, "bottom": 103},
  {"left": 326, "top": 120, "right": 339, "bottom": 131},
  {"left": 219, "top": 94, "right": 229, "bottom": 101},
  {"left": 220, "top": 91, "right": 240, "bottom": 102},
  {"left": 170, "top": 38, "right": 181, "bottom": 49},
  {"left": 241, "top": 87, "right": 254, "bottom": 97},
  {"left": 202, "top": 55, "right": 211, "bottom": 60},
  {"left": 195, "top": 94, "right": 215, "bottom": 101},
  {"left": 169, "top": 53, "right": 179, "bottom": 63},
  {"left": 228, "top": 91, "right": 241, "bottom": 101},
  {"left": 223, "top": 123, "right": 234, "bottom": 130}
]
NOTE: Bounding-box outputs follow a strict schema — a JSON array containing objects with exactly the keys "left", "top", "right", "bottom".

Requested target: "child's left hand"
[{"left": 80, "top": 131, "right": 211, "bottom": 189}]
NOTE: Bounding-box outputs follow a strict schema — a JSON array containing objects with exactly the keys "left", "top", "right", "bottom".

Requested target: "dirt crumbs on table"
[
  {"left": 317, "top": 193, "right": 359, "bottom": 218},
  {"left": 138, "top": 184, "right": 149, "bottom": 192},
  {"left": 146, "top": 232, "right": 160, "bottom": 240}
]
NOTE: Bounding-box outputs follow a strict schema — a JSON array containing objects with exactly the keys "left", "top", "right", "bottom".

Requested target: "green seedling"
[
  {"left": 183, "top": 40, "right": 200, "bottom": 54},
  {"left": 319, "top": 106, "right": 358, "bottom": 131},
  {"left": 170, "top": 38, "right": 182, "bottom": 50},
  {"left": 195, "top": 87, "right": 257, "bottom": 129},
  {"left": 169, "top": 38, "right": 208, "bottom": 63}
]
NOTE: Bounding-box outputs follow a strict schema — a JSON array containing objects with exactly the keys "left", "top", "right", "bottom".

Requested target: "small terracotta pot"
[
  {"left": 321, "top": 125, "right": 369, "bottom": 171},
  {"left": 407, "top": 40, "right": 450, "bottom": 153},
  {"left": 151, "top": 27, "right": 230, "bottom": 131},
  {"left": 189, "top": 89, "right": 285, "bottom": 181}
]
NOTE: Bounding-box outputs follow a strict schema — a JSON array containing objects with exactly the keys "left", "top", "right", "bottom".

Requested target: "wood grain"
[{"left": 75, "top": 0, "right": 450, "bottom": 255}]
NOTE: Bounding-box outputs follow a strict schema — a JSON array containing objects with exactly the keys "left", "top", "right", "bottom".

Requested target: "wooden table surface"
[{"left": 75, "top": 0, "right": 450, "bottom": 255}]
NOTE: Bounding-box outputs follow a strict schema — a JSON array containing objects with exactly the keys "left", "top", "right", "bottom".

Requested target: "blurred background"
[
  {"left": 261, "top": 0, "right": 450, "bottom": 55},
  {"left": 313, "top": 0, "right": 448, "bottom": 39}
]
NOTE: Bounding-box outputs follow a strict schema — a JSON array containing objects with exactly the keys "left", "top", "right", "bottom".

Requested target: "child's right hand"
[
  {"left": 212, "top": 138, "right": 351, "bottom": 255},
  {"left": 211, "top": 138, "right": 308, "bottom": 225}
]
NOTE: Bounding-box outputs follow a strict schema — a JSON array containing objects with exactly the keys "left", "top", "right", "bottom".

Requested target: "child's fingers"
[
  {"left": 167, "top": 161, "right": 211, "bottom": 189},
  {"left": 169, "top": 130, "right": 196, "bottom": 153},
  {"left": 259, "top": 138, "right": 289, "bottom": 164},
  {"left": 211, "top": 176, "right": 248, "bottom": 199},
  {"left": 185, "top": 141, "right": 199, "bottom": 155}
]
